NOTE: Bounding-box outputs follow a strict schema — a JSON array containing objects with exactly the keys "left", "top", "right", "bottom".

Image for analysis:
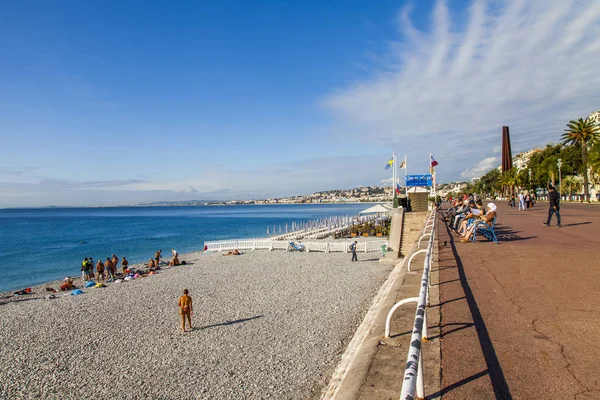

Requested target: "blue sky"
[{"left": 1, "top": 0, "right": 599, "bottom": 207}]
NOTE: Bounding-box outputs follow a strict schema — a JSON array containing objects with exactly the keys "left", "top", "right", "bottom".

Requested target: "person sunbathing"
[
  {"left": 146, "top": 258, "right": 157, "bottom": 268},
  {"left": 461, "top": 203, "right": 497, "bottom": 243},
  {"left": 59, "top": 277, "right": 74, "bottom": 291},
  {"left": 169, "top": 256, "right": 181, "bottom": 266},
  {"left": 223, "top": 249, "right": 241, "bottom": 256}
]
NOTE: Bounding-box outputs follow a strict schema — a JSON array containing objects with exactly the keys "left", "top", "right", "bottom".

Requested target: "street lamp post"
[{"left": 557, "top": 158, "right": 563, "bottom": 199}]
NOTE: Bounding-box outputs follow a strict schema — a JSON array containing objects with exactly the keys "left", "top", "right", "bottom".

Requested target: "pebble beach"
[{"left": 0, "top": 247, "right": 392, "bottom": 399}]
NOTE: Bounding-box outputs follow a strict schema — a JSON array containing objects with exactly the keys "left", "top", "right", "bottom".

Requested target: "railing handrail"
[{"left": 399, "top": 210, "right": 436, "bottom": 399}]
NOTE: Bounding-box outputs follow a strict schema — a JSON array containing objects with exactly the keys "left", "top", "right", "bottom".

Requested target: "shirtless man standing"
[
  {"left": 121, "top": 257, "right": 129, "bottom": 274},
  {"left": 96, "top": 260, "right": 105, "bottom": 282},
  {"left": 178, "top": 289, "right": 193, "bottom": 333},
  {"left": 155, "top": 250, "right": 162, "bottom": 266},
  {"left": 105, "top": 257, "right": 114, "bottom": 281}
]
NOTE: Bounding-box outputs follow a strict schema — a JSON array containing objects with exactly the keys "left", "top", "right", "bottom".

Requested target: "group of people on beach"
[
  {"left": 79, "top": 249, "right": 184, "bottom": 283},
  {"left": 81, "top": 254, "right": 127, "bottom": 283},
  {"left": 146, "top": 249, "right": 183, "bottom": 268},
  {"left": 442, "top": 193, "right": 498, "bottom": 243}
]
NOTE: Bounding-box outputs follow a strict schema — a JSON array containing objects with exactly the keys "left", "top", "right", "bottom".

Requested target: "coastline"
[{"left": 1, "top": 234, "right": 388, "bottom": 301}]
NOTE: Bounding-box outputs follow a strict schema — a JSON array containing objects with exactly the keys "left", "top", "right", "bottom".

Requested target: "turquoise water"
[{"left": 0, "top": 204, "right": 367, "bottom": 292}]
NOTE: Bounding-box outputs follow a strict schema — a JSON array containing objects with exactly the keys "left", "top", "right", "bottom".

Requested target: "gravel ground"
[{"left": 0, "top": 249, "right": 392, "bottom": 399}]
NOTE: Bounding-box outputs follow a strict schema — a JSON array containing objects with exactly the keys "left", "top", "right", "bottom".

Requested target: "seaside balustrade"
[{"left": 203, "top": 238, "right": 388, "bottom": 254}]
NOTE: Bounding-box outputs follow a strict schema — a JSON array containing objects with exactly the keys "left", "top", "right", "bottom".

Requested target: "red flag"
[{"left": 430, "top": 155, "right": 439, "bottom": 167}]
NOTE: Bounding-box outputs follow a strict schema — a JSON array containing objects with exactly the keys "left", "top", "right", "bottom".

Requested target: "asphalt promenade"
[{"left": 437, "top": 201, "right": 600, "bottom": 399}]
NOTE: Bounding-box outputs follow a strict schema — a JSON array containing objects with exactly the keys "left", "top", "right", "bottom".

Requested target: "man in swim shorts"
[
  {"left": 121, "top": 257, "right": 129, "bottom": 274},
  {"left": 155, "top": 250, "right": 162, "bottom": 266},
  {"left": 178, "top": 289, "right": 193, "bottom": 332},
  {"left": 96, "top": 260, "right": 105, "bottom": 282}
]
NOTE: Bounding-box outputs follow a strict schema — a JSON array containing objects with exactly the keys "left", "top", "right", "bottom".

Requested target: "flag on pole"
[
  {"left": 385, "top": 158, "right": 394, "bottom": 170},
  {"left": 430, "top": 155, "right": 439, "bottom": 167},
  {"left": 395, "top": 182, "right": 401, "bottom": 194},
  {"left": 399, "top": 159, "right": 406, "bottom": 169}
]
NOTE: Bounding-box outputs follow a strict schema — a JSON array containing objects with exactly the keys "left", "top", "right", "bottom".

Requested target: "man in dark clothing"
[
  {"left": 543, "top": 186, "right": 561, "bottom": 227},
  {"left": 350, "top": 241, "right": 358, "bottom": 262}
]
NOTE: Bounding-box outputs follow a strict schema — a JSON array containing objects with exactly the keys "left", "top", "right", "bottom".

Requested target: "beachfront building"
[{"left": 513, "top": 148, "right": 541, "bottom": 170}]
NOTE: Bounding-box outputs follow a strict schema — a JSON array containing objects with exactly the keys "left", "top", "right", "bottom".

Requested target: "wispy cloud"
[
  {"left": 0, "top": 154, "right": 394, "bottom": 207},
  {"left": 324, "top": 0, "right": 600, "bottom": 180}
]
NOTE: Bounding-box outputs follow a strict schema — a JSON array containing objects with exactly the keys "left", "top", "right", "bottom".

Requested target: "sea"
[{"left": 0, "top": 204, "right": 369, "bottom": 293}]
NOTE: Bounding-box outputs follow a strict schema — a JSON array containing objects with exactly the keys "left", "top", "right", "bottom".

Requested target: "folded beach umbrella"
[{"left": 70, "top": 289, "right": 84, "bottom": 295}]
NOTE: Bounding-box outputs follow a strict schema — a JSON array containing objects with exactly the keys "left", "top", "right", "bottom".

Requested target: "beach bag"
[
  {"left": 95, "top": 283, "right": 106, "bottom": 288},
  {"left": 85, "top": 281, "right": 96, "bottom": 288},
  {"left": 71, "top": 289, "right": 84, "bottom": 295}
]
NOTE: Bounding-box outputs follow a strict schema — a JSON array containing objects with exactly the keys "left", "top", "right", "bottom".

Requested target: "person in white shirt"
[{"left": 518, "top": 192, "right": 525, "bottom": 211}]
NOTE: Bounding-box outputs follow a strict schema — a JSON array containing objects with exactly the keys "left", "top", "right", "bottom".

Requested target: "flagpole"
[
  {"left": 430, "top": 153, "right": 433, "bottom": 200},
  {"left": 392, "top": 152, "right": 396, "bottom": 203},
  {"left": 404, "top": 154, "right": 407, "bottom": 199}
]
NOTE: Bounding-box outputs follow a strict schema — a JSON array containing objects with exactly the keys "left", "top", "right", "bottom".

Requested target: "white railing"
[
  {"left": 382, "top": 208, "right": 436, "bottom": 400},
  {"left": 203, "top": 238, "right": 388, "bottom": 254}
]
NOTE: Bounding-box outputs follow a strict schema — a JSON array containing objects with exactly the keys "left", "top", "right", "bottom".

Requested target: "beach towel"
[
  {"left": 133, "top": 273, "right": 140, "bottom": 279},
  {"left": 85, "top": 281, "right": 96, "bottom": 288},
  {"left": 70, "top": 289, "right": 84, "bottom": 295}
]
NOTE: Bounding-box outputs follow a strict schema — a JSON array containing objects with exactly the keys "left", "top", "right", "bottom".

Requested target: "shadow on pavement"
[
  {"left": 430, "top": 296, "right": 466, "bottom": 308},
  {"left": 429, "top": 370, "right": 489, "bottom": 398},
  {"left": 494, "top": 225, "right": 537, "bottom": 243},
  {"left": 442, "top": 223, "right": 513, "bottom": 399},
  {"left": 428, "top": 322, "right": 474, "bottom": 341},
  {"left": 561, "top": 222, "right": 592, "bottom": 227}
]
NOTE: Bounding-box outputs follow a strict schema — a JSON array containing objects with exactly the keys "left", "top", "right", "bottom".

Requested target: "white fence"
[{"left": 204, "top": 238, "right": 388, "bottom": 253}]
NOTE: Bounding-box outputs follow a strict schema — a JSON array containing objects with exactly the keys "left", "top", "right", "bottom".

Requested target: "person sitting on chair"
[{"left": 461, "top": 203, "right": 497, "bottom": 243}]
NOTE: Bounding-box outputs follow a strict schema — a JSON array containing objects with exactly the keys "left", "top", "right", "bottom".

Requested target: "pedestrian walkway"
[{"left": 437, "top": 202, "right": 600, "bottom": 399}]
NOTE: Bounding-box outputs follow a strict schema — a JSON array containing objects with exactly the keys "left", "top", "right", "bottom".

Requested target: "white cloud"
[
  {"left": 324, "top": 0, "right": 600, "bottom": 181},
  {"left": 461, "top": 156, "right": 499, "bottom": 179}
]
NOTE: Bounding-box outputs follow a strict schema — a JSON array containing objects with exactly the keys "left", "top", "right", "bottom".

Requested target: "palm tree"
[
  {"left": 561, "top": 118, "right": 600, "bottom": 202},
  {"left": 499, "top": 169, "right": 518, "bottom": 197},
  {"left": 561, "top": 175, "right": 581, "bottom": 198}
]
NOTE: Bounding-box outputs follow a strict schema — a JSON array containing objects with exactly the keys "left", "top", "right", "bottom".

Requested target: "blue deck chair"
[{"left": 470, "top": 217, "right": 498, "bottom": 243}]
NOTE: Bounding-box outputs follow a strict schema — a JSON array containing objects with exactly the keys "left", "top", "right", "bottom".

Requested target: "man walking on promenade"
[
  {"left": 518, "top": 192, "right": 525, "bottom": 211},
  {"left": 543, "top": 186, "right": 561, "bottom": 227},
  {"left": 350, "top": 241, "right": 358, "bottom": 262}
]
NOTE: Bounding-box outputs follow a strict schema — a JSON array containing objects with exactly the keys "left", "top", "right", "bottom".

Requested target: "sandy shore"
[{"left": 0, "top": 247, "right": 392, "bottom": 399}]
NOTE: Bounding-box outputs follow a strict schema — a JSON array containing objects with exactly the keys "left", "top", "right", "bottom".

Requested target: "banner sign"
[{"left": 405, "top": 174, "right": 433, "bottom": 187}]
